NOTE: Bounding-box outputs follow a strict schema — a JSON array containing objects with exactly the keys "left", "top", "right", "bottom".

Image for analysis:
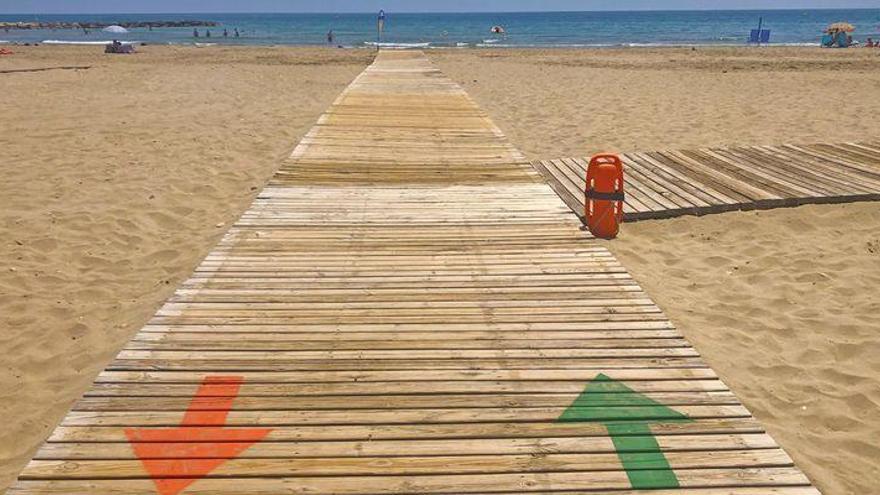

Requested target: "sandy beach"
[
  {"left": 431, "top": 46, "right": 880, "bottom": 158},
  {"left": 1, "top": 44, "right": 879, "bottom": 494},
  {"left": 431, "top": 47, "right": 880, "bottom": 495},
  {"left": 0, "top": 45, "right": 373, "bottom": 491}
]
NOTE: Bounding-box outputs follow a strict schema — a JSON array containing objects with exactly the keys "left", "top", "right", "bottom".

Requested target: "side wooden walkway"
[
  {"left": 534, "top": 143, "right": 880, "bottom": 221},
  {"left": 12, "top": 51, "right": 820, "bottom": 494}
]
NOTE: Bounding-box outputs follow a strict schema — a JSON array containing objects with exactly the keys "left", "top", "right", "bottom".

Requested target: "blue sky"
[{"left": 2, "top": 0, "right": 877, "bottom": 14}]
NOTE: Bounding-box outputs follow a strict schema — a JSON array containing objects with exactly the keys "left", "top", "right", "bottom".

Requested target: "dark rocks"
[{"left": 0, "top": 20, "right": 218, "bottom": 30}]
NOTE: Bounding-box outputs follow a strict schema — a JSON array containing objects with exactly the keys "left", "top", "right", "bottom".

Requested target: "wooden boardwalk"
[
  {"left": 12, "top": 51, "right": 820, "bottom": 494},
  {"left": 533, "top": 143, "right": 880, "bottom": 221}
]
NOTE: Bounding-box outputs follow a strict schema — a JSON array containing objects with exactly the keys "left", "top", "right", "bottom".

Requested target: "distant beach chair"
[{"left": 748, "top": 29, "right": 770, "bottom": 44}]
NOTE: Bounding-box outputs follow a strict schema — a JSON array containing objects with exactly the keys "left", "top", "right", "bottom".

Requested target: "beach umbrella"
[
  {"left": 103, "top": 25, "right": 129, "bottom": 34},
  {"left": 826, "top": 22, "right": 855, "bottom": 33}
]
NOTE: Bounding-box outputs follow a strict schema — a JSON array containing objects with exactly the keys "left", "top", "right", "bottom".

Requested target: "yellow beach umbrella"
[{"left": 826, "top": 22, "right": 855, "bottom": 33}]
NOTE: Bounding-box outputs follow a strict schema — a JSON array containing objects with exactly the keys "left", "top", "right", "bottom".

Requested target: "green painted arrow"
[{"left": 557, "top": 373, "right": 693, "bottom": 490}]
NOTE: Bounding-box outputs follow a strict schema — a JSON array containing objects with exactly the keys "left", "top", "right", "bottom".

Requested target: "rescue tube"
[{"left": 585, "top": 153, "right": 625, "bottom": 239}]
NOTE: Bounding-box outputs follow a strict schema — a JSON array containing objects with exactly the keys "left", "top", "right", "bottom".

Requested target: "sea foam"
[{"left": 42, "top": 39, "right": 136, "bottom": 45}]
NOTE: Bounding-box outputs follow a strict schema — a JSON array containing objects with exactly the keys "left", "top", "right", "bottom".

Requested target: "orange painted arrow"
[{"left": 125, "top": 376, "right": 272, "bottom": 495}]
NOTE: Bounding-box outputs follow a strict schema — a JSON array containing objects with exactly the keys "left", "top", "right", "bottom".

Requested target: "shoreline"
[
  {"left": 3, "top": 9, "right": 878, "bottom": 50},
  {"left": 0, "top": 39, "right": 829, "bottom": 48}
]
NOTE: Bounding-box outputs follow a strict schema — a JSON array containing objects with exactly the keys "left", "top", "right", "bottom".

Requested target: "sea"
[{"left": 2, "top": 9, "right": 880, "bottom": 48}]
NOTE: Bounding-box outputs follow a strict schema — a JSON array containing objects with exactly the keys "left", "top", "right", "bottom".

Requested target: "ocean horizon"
[{"left": 2, "top": 9, "right": 879, "bottom": 48}]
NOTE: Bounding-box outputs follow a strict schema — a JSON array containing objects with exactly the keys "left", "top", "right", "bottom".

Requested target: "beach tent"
[{"left": 102, "top": 25, "right": 128, "bottom": 34}]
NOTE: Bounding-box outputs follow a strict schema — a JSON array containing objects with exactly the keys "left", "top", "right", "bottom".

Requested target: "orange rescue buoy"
[{"left": 585, "top": 153, "right": 624, "bottom": 239}]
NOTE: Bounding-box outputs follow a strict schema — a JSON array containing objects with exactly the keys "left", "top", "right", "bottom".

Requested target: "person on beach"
[{"left": 193, "top": 28, "right": 199, "bottom": 38}]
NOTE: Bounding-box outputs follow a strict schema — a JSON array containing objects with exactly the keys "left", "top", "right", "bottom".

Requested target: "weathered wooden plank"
[
  {"left": 84, "top": 378, "right": 724, "bottom": 396},
  {"left": 22, "top": 449, "right": 795, "bottom": 479},
  {"left": 93, "top": 366, "right": 712, "bottom": 383},
  {"left": 48, "top": 417, "right": 763, "bottom": 443},
  {"left": 8, "top": 467, "right": 815, "bottom": 494},
  {"left": 72, "top": 390, "right": 735, "bottom": 411},
  {"left": 55, "top": 404, "right": 753, "bottom": 427},
  {"left": 33, "top": 433, "right": 778, "bottom": 460}
]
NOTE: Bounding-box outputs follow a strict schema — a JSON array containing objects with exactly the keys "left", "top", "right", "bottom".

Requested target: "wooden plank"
[
  {"left": 47, "top": 417, "right": 764, "bottom": 443},
  {"left": 33, "top": 433, "right": 778, "bottom": 459},
  {"left": 92, "top": 366, "right": 713, "bottom": 383},
  {"left": 55, "top": 404, "right": 754, "bottom": 427},
  {"left": 72, "top": 390, "right": 736, "bottom": 411},
  {"left": 85, "top": 378, "right": 725, "bottom": 396},
  {"left": 8, "top": 468, "right": 814, "bottom": 494},
  {"left": 21, "top": 449, "right": 796, "bottom": 479}
]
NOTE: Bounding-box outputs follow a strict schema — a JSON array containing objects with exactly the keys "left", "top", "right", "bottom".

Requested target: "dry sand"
[
  {"left": 1, "top": 45, "right": 879, "bottom": 495},
  {"left": 431, "top": 47, "right": 880, "bottom": 159},
  {"left": 431, "top": 47, "right": 880, "bottom": 495},
  {"left": 608, "top": 204, "right": 880, "bottom": 495},
  {"left": 0, "top": 45, "right": 372, "bottom": 491}
]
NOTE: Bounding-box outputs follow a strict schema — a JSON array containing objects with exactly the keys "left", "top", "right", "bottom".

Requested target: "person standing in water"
[
  {"left": 223, "top": 28, "right": 228, "bottom": 38},
  {"left": 234, "top": 27, "right": 240, "bottom": 38},
  {"left": 193, "top": 28, "right": 199, "bottom": 38},
  {"left": 327, "top": 30, "right": 334, "bottom": 44},
  {"left": 206, "top": 29, "right": 211, "bottom": 38}
]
